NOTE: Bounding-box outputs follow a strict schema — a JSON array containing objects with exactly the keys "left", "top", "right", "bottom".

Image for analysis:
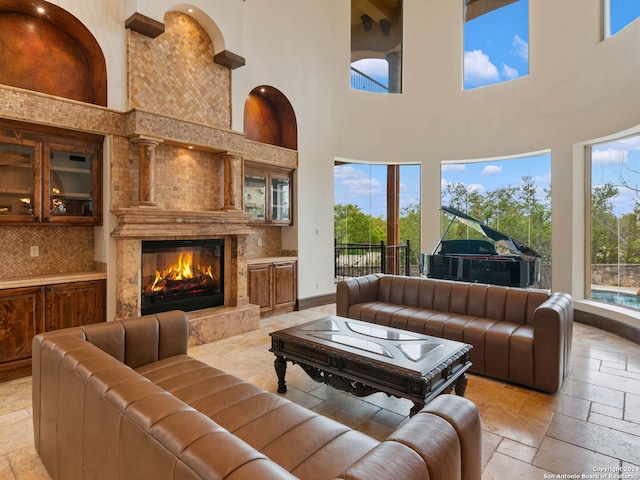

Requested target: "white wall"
[{"left": 236, "top": 0, "right": 640, "bottom": 326}]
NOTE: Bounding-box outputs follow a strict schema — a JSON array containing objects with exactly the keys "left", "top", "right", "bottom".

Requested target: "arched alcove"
[
  {"left": 244, "top": 86, "right": 297, "bottom": 150},
  {"left": 0, "top": 0, "right": 107, "bottom": 106}
]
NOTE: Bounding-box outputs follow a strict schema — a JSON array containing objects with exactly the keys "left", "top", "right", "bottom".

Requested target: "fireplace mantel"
[{"left": 111, "top": 208, "right": 253, "bottom": 238}]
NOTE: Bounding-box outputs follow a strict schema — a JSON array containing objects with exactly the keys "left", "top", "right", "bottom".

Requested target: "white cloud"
[
  {"left": 481, "top": 165, "right": 502, "bottom": 175},
  {"left": 533, "top": 173, "right": 552, "bottom": 183},
  {"left": 602, "top": 136, "right": 640, "bottom": 152},
  {"left": 464, "top": 50, "right": 500, "bottom": 87},
  {"left": 501, "top": 63, "right": 519, "bottom": 80},
  {"left": 334, "top": 164, "right": 384, "bottom": 199},
  {"left": 512, "top": 34, "right": 528, "bottom": 61},
  {"left": 442, "top": 164, "right": 467, "bottom": 172},
  {"left": 592, "top": 148, "right": 628, "bottom": 165},
  {"left": 467, "top": 183, "right": 485, "bottom": 193}
]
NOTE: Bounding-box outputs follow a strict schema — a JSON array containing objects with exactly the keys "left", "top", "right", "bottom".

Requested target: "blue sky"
[
  {"left": 334, "top": 164, "right": 420, "bottom": 218},
  {"left": 340, "top": 2, "right": 640, "bottom": 219},
  {"left": 463, "top": 0, "right": 529, "bottom": 89},
  {"left": 592, "top": 136, "right": 640, "bottom": 216},
  {"left": 441, "top": 154, "right": 551, "bottom": 205}
]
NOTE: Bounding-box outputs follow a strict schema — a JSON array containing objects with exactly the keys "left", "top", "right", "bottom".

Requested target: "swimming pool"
[{"left": 590, "top": 289, "right": 640, "bottom": 310}]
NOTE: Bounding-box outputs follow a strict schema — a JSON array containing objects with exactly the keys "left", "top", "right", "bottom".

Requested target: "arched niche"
[
  {"left": 0, "top": 0, "right": 107, "bottom": 106},
  {"left": 244, "top": 86, "right": 297, "bottom": 150}
]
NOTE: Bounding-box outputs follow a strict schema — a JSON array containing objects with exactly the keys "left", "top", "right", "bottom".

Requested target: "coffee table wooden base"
[{"left": 274, "top": 354, "right": 469, "bottom": 416}]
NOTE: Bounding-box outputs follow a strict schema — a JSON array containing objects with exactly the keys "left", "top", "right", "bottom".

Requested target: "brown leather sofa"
[
  {"left": 32, "top": 310, "right": 482, "bottom": 480},
  {"left": 337, "top": 274, "right": 573, "bottom": 394}
]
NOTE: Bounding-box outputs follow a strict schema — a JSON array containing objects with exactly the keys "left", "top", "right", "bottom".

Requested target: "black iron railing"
[
  {"left": 335, "top": 240, "right": 411, "bottom": 279},
  {"left": 350, "top": 67, "right": 389, "bottom": 93}
]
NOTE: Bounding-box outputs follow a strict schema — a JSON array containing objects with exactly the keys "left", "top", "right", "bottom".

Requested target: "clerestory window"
[
  {"left": 603, "top": 0, "right": 640, "bottom": 38},
  {"left": 463, "top": 0, "right": 529, "bottom": 90},
  {"left": 350, "top": 0, "right": 403, "bottom": 94}
]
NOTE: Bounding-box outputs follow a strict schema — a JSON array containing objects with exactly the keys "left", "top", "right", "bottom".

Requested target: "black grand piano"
[{"left": 424, "top": 206, "right": 541, "bottom": 288}]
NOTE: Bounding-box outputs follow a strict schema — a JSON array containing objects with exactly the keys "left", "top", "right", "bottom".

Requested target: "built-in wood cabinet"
[
  {"left": 0, "top": 120, "right": 103, "bottom": 225},
  {"left": 248, "top": 259, "right": 297, "bottom": 316},
  {"left": 244, "top": 162, "right": 293, "bottom": 225},
  {"left": 45, "top": 280, "right": 106, "bottom": 331},
  {"left": 0, "top": 279, "right": 106, "bottom": 382},
  {"left": 0, "top": 286, "right": 45, "bottom": 382}
]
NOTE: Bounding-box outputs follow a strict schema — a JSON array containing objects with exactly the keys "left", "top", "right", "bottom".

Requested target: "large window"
[
  {"left": 440, "top": 153, "right": 551, "bottom": 288},
  {"left": 350, "top": 0, "right": 403, "bottom": 93},
  {"left": 589, "top": 135, "right": 640, "bottom": 310},
  {"left": 334, "top": 162, "right": 421, "bottom": 266},
  {"left": 463, "top": 0, "right": 529, "bottom": 90},
  {"left": 604, "top": 0, "right": 640, "bottom": 38}
]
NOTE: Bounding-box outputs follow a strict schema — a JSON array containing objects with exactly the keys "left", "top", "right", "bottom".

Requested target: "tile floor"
[{"left": 1, "top": 304, "right": 640, "bottom": 479}]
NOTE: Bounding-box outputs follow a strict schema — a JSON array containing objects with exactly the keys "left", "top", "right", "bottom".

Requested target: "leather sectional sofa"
[
  {"left": 32, "top": 310, "right": 482, "bottom": 480},
  {"left": 337, "top": 274, "right": 573, "bottom": 394}
]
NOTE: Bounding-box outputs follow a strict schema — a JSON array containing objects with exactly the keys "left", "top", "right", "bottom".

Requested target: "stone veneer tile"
[
  {"left": 128, "top": 12, "right": 230, "bottom": 129},
  {"left": 0, "top": 226, "right": 94, "bottom": 278}
]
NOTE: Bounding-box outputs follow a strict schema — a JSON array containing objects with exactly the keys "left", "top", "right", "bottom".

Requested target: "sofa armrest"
[
  {"left": 341, "top": 396, "right": 481, "bottom": 480},
  {"left": 533, "top": 292, "right": 573, "bottom": 393},
  {"left": 336, "top": 274, "right": 382, "bottom": 317}
]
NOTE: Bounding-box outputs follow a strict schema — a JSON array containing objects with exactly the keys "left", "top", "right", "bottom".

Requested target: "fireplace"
[{"left": 141, "top": 239, "right": 224, "bottom": 315}]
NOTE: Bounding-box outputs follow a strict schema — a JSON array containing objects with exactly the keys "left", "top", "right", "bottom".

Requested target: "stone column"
[
  {"left": 131, "top": 135, "right": 163, "bottom": 207},
  {"left": 220, "top": 152, "right": 241, "bottom": 210},
  {"left": 386, "top": 51, "right": 402, "bottom": 94}
]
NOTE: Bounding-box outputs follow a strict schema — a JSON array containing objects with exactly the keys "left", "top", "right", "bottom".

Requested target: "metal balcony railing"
[
  {"left": 335, "top": 240, "right": 411, "bottom": 279},
  {"left": 350, "top": 67, "right": 389, "bottom": 93}
]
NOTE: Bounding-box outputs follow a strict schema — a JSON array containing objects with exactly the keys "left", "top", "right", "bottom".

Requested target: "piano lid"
[{"left": 439, "top": 206, "right": 541, "bottom": 258}]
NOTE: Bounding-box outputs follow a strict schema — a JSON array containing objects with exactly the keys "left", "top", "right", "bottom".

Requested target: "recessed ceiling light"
[
  {"left": 188, "top": 8, "right": 193, "bottom": 13},
  {"left": 37, "top": 6, "right": 45, "bottom": 14},
  {"left": 188, "top": 146, "right": 193, "bottom": 149}
]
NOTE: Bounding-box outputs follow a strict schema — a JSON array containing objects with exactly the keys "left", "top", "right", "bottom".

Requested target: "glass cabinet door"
[
  {"left": 0, "top": 139, "right": 39, "bottom": 221},
  {"left": 244, "top": 174, "right": 266, "bottom": 220},
  {"left": 271, "top": 176, "right": 290, "bottom": 223},
  {"left": 47, "top": 148, "right": 94, "bottom": 218}
]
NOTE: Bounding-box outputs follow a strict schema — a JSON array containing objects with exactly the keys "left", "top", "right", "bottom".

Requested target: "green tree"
[
  {"left": 334, "top": 204, "right": 385, "bottom": 244},
  {"left": 591, "top": 183, "right": 619, "bottom": 264},
  {"left": 399, "top": 202, "right": 421, "bottom": 265}
]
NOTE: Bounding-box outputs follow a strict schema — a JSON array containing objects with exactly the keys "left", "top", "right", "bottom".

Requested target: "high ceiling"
[
  {"left": 350, "top": 0, "right": 401, "bottom": 29},
  {"left": 350, "top": 0, "right": 519, "bottom": 59}
]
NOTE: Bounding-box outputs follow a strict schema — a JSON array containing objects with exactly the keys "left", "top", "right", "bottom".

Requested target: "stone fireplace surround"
[{"left": 111, "top": 207, "right": 260, "bottom": 347}]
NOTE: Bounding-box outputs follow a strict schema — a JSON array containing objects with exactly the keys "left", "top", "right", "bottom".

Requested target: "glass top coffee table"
[{"left": 269, "top": 315, "right": 472, "bottom": 416}]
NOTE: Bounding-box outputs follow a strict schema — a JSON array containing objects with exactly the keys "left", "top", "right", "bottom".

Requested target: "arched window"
[{"left": 350, "top": 0, "right": 403, "bottom": 94}]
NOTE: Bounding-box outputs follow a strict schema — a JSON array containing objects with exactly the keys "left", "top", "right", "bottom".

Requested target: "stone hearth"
[{"left": 111, "top": 208, "right": 260, "bottom": 346}]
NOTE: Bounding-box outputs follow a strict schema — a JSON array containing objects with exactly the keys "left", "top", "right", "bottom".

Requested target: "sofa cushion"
[{"left": 136, "top": 355, "right": 379, "bottom": 480}]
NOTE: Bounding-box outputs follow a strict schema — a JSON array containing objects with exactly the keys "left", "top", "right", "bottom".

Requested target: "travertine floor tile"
[
  {"left": 547, "top": 413, "right": 640, "bottom": 465},
  {"left": 533, "top": 436, "right": 619, "bottom": 475},
  {"left": 1, "top": 304, "right": 639, "bottom": 479},
  {"left": 483, "top": 452, "right": 552, "bottom": 479}
]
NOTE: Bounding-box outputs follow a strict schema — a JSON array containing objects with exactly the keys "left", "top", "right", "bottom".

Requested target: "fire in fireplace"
[{"left": 141, "top": 239, "right": 224, "bottom": 315}]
